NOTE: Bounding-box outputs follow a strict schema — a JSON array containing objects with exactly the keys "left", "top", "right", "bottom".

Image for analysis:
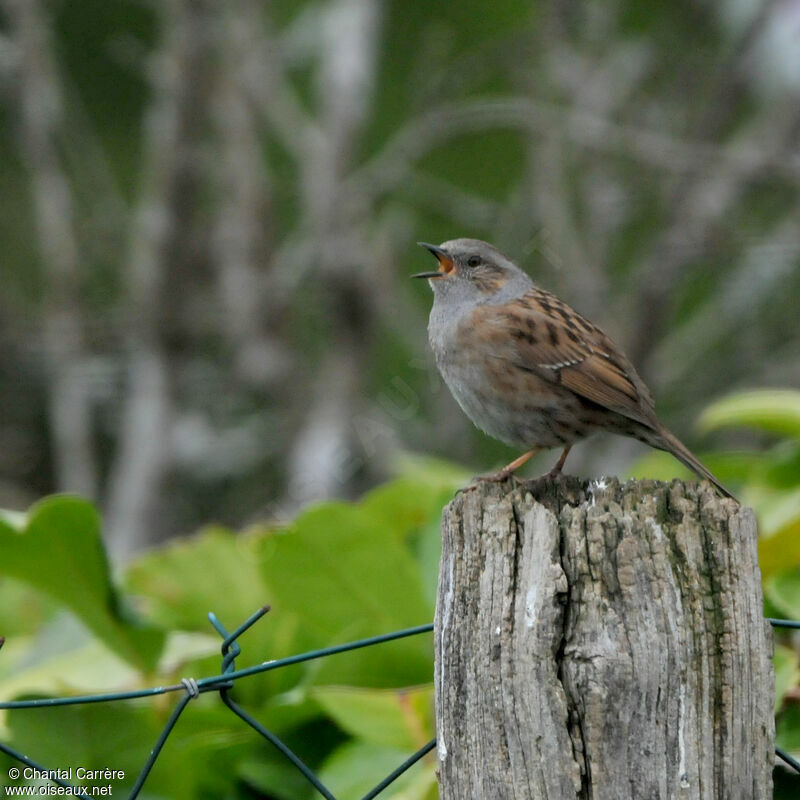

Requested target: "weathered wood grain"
[{"left": 434, "top": 477, "right": 774, "bottom": 799}]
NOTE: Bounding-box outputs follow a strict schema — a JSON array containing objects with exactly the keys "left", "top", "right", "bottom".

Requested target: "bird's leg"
[
  {"left": 546, "top": 446, "right": 571, "bottom": 478},
  {"left": 476, "top": 448, "right": 539, "bottom": 484}
]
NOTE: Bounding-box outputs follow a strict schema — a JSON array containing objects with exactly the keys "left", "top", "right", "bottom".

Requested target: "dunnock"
[{"left": 414, "top": 238, "right": 732, "bottom": 498}]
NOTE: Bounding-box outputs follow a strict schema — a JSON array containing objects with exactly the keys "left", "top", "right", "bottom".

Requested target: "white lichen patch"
[
  {"left": 648, "top": 518, "right": 664, "bottom": 541},
  {"left": 525, "top": 585, "right": 538, "bottom": 628},
  {"left": 587, "top": 477, "right": 609, "bottom": 508},
  {"left": 438, "top": 555, "right": 454, "bottom": 704},
  {"left": 678, "top": 683, "right": 689, "bottom": 788}
]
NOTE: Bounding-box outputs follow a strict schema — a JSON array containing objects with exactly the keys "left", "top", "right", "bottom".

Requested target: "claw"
[
  {"left": 454, "top": 447, "right": 571, "bottom": 494},
  {"left": 478, "top": 468, "right": 519, "bottom": 483},
  {"left": 455, "top": 468, "right": 519, "bottom": 495}
]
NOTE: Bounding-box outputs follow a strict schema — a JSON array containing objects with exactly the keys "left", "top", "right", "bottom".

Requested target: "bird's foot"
[
  {"left": 481, "top": 466, "right": 518, "bottom": 483},
  {"left": 456, "top": 469, "right": 519, "bottom": 495},
  {"left": 455, "top": 448, "right": 541, "bottom": 495}
]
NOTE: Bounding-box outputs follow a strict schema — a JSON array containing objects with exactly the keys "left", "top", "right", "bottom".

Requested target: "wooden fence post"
[{"left": 434, "top": 477, "right": 774, "bottom": 799}]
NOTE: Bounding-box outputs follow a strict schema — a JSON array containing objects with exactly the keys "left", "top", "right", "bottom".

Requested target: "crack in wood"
[{"left": 434, "top": 476, "right": 774, "bottom": 800}]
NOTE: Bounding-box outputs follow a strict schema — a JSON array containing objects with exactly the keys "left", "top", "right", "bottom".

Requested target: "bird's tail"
[{"left": 649, "top": 423, "right": 736, "bottom": 501}]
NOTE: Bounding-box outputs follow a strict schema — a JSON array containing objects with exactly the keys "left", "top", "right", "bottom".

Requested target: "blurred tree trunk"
[
  {"left": 106, "top": 0, "right": 215, "bottom": 556},
  {"left": 7, "top": 0, "right": 98, "bottom": 499},
  {"left": 435, "top": 478, "right": 774, "bottom": 799},
  {"left": 282, "top": 0, "right": 382, "bottom": 510},
  {"left": 4, "top": 0, "right": 800, "bottom": 548},
  {"left": 211, "top": 0, "right": 289, "bottom": 388}
]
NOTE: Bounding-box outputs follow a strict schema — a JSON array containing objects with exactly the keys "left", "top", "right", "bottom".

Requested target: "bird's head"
[{"left": 413, "top": 238, "right": 528, "bottom": 301}]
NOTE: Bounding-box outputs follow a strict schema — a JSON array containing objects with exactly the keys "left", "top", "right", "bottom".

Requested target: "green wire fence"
[
  {"left": 0, "top": 606, "right": 434, "bottom": 800},
  {"left": 0, "top": 609, "right": 798, "bottom": 798}
]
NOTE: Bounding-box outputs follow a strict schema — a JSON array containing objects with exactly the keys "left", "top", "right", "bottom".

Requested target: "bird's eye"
[{"left": 466, "top": 255, "right": 481, "bottom": 267}]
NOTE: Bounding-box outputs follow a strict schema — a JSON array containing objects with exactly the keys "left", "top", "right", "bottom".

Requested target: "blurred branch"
[
  {"left": 56, "top": 86, "right": 129, "bottom": 280},
  {"left": 5, "top": 0, "right": 98, "bottom": 498},
  {"left": 686, "top": 0, "right": 780, "bottom": 138},
  {"left": 243, "top": 5, "right": 323, "bottom": 164},
  {"left": 350, "top": 97, "right": 800, "bottom": 203},
  {"left": 623, "top": 0, "right": 789, "bottom": 367},
  {"left": 652, "top": 211, "right": 800, "bottom": 390},
  {"left": 0, "top": 32, "right": 16, "bottom": 82},
  {"left": 402, "top": 171, "right": 502, "bottom": 229},
  {"left": 530, "top": 134, "right": 600, "bottom": 308},
  {"left": 627, "top": 102, "right": 800, "bottom": 368},
  {"left": 536, "top": 38, "right": 651, "bottom": 315},
  {"left": 518, "top": 38, "right": 652, "bottom": 318}
]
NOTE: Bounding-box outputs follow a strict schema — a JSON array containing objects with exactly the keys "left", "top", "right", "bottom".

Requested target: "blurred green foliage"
[
  {"left": 0, "top": 459, "right": 461, "bottom": 799},
  {"left": 4, "top": 0, "right": 800, "bottom": 557},
  {"left": 5, "top": 397, "right": 800, "bottom": 795},
  {"left": 2, "top": 0, "right": 800, "bottom": 794},
  {"left": 0, "top": 498, "right": 164, "bottom": 672}
]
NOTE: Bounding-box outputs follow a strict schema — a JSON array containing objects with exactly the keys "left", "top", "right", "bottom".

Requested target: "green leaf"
[
  {"left": 259, "top": 500, "right": 431, "bottom": 634},
  {"left": 389, "top": 452, "right": 470, "bottom": 491},
  {"left": 776, "top": 703, "right": 800, "bottom": 754},
  {"left": 626, "top": 450, "right": 693, "bottom": 482},
  {"left": 626, "top": 448, "right": 743, "bottom": 486},
  {"left": 124, "top": 526, "right": 267, "bottom": 631},
  {"left": 156, "top": 630, "right": 222, "bottom": 673},
  {"left": 317, "top": 740, "right": 436, "bottom": 800},
  {"left": 0, "top": 628, "right": 138, "bottom": 703},
  {"left": 0, "top": 575, "right": 58, "bottom": 636},
  {"left": 5, "top": 699, "right": 255, "bottom": 800},
  {"left": 125, "top": 525, "right": 308, "bottom": 700},
  {"left": 775, "top": 644, "right": 800, "bottom": 712},
  {"left": 311, "top": 684, "right": 434, "bottom": 750},
  {"left": 238, "top": 757, "right": 316, "bottom": 800},
  {"left": 359, "top": 474, "right": 452, "bottom": 609},
  {"left": 0, "top": 496, "right": 164, "bottom": 672},
  {"left": 5, "top": 703, "right": 158, "bottom": 793},
  {"left": 416, "top": 515, "right": 444, "bottom": 610},
  {"left": 759, "top": 515, "right": 800, "bottom": 580},
  {"left": 765, "top": 570, "right": 800, "bottom": 621},
  {"left": 746, "top": 486, "right": 800, "bottom": 532},
  {"left": 359, "top": 477, "right": 453, "bottom": 543},
  {"left": 698, "top": 389, "right": 800, "bottom": 438},
  {"left": 257, "top": 492, "right": 435, "bottom": 687},
  {"left": 759, "top": 440, "right": 800, "bottom": 489}
]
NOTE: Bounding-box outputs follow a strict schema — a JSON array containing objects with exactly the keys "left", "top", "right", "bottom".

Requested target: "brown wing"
[{"left": 472, "top": 288, "right": 657, "bottom": 426}]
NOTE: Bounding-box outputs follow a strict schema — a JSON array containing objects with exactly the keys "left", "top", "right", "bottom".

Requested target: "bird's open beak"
[{"left": 412, "top": 242, "right": 455, "bottom": 279}]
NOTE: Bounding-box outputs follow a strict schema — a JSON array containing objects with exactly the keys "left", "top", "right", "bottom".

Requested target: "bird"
[{"left": 413, "top": 238, "right": 733, "bottom": 499}]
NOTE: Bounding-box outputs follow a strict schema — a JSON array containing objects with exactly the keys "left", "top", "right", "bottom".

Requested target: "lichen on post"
[{"left": 434, "top": 476, "right": 774, "bottom": 800}]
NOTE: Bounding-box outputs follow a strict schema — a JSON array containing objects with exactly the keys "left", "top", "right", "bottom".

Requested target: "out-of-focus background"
[
  {"left": 1, "top": 0, "right": 800, "bottom": 555},
  {"left": 3, "top": 2, "right": 800, "bottom": 797}
]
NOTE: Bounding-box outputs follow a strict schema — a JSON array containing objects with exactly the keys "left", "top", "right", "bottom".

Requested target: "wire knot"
[{"left": 180, "top": 677, "right": 200, "bottom": 699}]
